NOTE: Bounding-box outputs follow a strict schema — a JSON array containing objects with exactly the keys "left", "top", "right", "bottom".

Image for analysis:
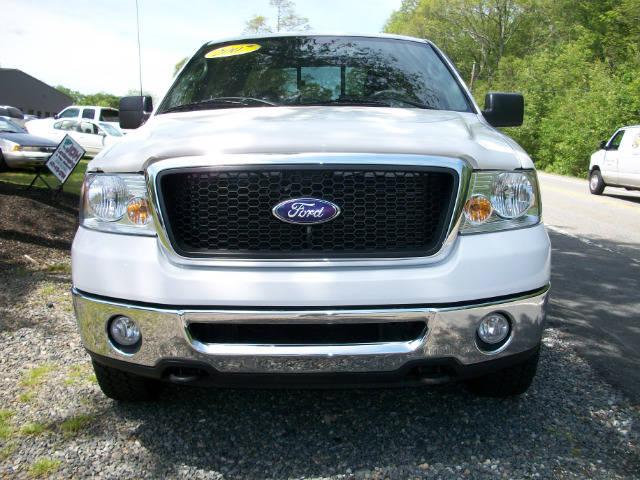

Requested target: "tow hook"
[{"left": 168, "top": 369, "right": 203, "bottom": 384}]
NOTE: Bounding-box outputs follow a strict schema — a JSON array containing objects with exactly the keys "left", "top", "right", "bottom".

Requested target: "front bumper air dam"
[{"left": 72, "top": 285, "right": 549, "bottom": 386}]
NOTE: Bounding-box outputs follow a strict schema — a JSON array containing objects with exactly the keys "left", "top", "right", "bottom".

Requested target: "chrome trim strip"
[
  {"left": 183, "top": 308, "right": 432, "bottom": 356},
  {"left": 144, "top": 153, "right": 471, "bottom": 266},
  {"left": 73, "top": 285, "right": 549, "bottom": 374}
]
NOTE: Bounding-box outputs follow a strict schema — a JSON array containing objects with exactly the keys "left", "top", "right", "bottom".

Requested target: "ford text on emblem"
[{"left": 272, "top": 198, "right": 341, "bottom": 225}]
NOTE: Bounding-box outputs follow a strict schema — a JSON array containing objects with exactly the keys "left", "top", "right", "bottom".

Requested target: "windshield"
[
  {"left": 158, "top": 36, "right": 472, "bottom": 114},
  {"left": 98, "top": 122, "right": 124, "bottom": 136},
  {"left": 0, "top": 117, "right": 25, "bottom": 133}
]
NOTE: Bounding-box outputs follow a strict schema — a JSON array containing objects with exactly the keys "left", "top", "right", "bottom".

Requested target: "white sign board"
[{"left": 45, "top": 134, "right": 85, "bottom": 183}]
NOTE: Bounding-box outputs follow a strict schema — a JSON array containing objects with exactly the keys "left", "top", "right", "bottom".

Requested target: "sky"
[{"left": 1, "top": 0, "right": 403, "bottom": 100}]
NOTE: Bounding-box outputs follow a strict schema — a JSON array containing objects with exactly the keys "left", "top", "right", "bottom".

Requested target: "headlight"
[
  {"left": 81, "top": 174, "right": 156, "bottom": 235},
  {"left": 0, "top": 139, "right": 18, "bottom": 151},
  {"left": 460, "top": 170, "right": 540, "bottom": 234}
]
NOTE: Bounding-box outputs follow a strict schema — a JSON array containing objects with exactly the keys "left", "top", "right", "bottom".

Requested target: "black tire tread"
[
  {"left": 589, "top": 169, "right": 605, "bottom": 195},
  {"left": 92, "top": 360, "right": 165, "bottom": 402},
  {"left": 0, "top": 151, "right": 7, "bottom": 173},
  {"left": 465, "top": 347, "right": 540, "bottom": 397}
]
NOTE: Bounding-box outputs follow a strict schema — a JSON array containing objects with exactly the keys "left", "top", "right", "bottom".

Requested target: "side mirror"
[
  {"left": 119, "top": 95, "right": 153, "bottom": 129},
  {"left": 482, "top": 92, "right": 524, "bottom": 128},
  {"left": 600, "top": 141, "right": 607, "bottom": 150}
]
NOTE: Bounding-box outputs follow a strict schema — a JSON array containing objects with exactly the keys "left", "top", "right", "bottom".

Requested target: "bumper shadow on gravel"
[{"left": 93, "top": 337, "right": 639, "bottom": 480}]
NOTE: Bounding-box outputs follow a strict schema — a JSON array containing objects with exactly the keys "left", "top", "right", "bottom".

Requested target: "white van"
[{"left": 589, "top": 125, "right": 640, "bottom": 194}]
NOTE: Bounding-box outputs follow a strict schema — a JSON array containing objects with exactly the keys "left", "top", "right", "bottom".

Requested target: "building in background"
[{"left": 0, "top": 68, "right": 72, "bottom": 119}]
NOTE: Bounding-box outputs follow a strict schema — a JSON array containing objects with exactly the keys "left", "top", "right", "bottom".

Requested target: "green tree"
[
  {"left": 270, "top": 0, "right": 310, "bottom": 32},
  {"left": 55, "top": 86, "right": 84, "bottom": 104},
  {"left": 384, "top": 0, "right": 640, "bottom": 177},
  {"left": 82, "top": 92, "right": 120, "bottom": 109},
  {"left": 384, "top": 0, "right": 545, "bottom": 84},
  {"left": 173, "top": 57, "right": 188, "bottom": 77},
  {"left": 244, "top": 15, "right": 273, "bottom": 34},
  {"left": 244, "top": 0, "right": 310, "bottom": 34}
]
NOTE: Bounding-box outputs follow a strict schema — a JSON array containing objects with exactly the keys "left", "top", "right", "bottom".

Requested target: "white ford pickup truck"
[{"left": 71, "top": 33, "right": 551, "bottom": 401}]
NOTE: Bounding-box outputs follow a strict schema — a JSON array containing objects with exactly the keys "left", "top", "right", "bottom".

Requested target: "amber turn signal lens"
[
  {"left": 463, "top": 195, "right": 492, "bottom": 224},
  {"left": 126, "top": 198, "right": 151, "bottom": 226}
]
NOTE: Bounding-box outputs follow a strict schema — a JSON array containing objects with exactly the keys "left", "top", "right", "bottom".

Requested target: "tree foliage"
[
  {"left": 244, "top": 15, "right": 273, "bottom": 34},
  {"left": 173, "top": 57, "right": 188, "bottom": 77},
  {"left": 244, "top": 0, "right": 310, "bottom": 34},
  {"left": 55, "top": 86, "right": 120, "bottom": 109},
  {"left": 384, "top": 0, "right": 640, "bottom": 177},
  {"left": 55, "top": 86, "right": 157, "bottom": 109}
]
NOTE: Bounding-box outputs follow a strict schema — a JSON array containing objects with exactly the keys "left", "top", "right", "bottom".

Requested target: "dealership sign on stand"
[{"left": 28, "top": 135, "right": 86, "bottom": 197}]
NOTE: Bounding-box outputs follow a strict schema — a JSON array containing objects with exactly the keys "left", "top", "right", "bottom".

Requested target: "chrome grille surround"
[{"left": 146, "top": 154, "right": 472, "bottom": 264}]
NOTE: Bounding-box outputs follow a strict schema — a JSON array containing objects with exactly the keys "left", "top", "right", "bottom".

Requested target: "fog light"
[
  {"left": 109, "top": 316, "right": 141, "bottom": 347},
  {"left": 477, "top": 313, "right": 510, "bottom": 345}
]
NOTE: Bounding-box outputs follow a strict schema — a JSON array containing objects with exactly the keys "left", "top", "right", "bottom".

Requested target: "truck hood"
[{"left": 88, "top": 107, "right": 532, "bottom": 172}]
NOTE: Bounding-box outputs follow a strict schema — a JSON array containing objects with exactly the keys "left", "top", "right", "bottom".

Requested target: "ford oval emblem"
[{"left": 272, "top": 198, "right": 341, "bottom": 225}]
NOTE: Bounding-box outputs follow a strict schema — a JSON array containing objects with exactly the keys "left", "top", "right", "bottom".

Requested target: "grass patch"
[
  {"left": 0, "top": 410, "right": 16, "bottom": 440},
  {"left": 61, "top": 414, "right": 94, "bottom": 436},
  {"left": 0, "top": 442, "right": 18, "bottom": 460},
  {"left": 29, "top": 458, "right": 61, "bottom": 477},
  {"left": 65, "top": 365, "right": 92, "bottom": 385},
  {"left": 20, "top": 364, "right": 54, "bottom": 388},
  {"left": 39, "top": 285, "right": 58, "bottom": 297},
  {"left": 21, "top": 422, "right": 49, "bottom": 436},
  {"left": 19, "top": 392, "right": 36, "bottom": 403},
  {"left": 0, "top": 159, "right": 88, "bottom": 196},
  {"left": 0, "top": 410, "right": 15, "bottom": 422},
  {"left": 44, "top": 263, "right": 72, "bottom": 274}
]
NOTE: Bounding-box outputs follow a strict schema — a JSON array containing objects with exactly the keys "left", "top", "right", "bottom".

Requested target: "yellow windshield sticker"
[{"left": 205, "top": 44, "right": 261, "bottom": 59}]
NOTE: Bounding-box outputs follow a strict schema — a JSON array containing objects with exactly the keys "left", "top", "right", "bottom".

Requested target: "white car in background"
[{"left": 25, "top": 118, "right": 123, "bottom": 157}]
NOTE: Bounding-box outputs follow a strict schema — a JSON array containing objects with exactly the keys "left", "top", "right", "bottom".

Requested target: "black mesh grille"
[
  {"left": 188, "top": 321, "right": 428, "bottom": 345},
  {"left": 156, "top": 165, "right": 457, "bottom": 259}
]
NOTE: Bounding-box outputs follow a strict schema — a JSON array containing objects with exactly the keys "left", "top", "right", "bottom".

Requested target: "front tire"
[
  {"left": 0, "top": 151, "right": 7, "bottom": 173},
  {"left": 465, "top": 347, "right": 540, "bottom": 397},
  {"left": 589, "top": 169, "right": 605, "bottom": 195},
  {"left": 92, "top": 360, "right": 166, "bottom": 402}
]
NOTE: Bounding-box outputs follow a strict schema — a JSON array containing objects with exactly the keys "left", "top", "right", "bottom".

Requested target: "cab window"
[
  {"left": 608, "top": 130, "right": 625, "bottom": 150},
  {"left": 58, "top": 108, "right": 79, "bottom": 119}
]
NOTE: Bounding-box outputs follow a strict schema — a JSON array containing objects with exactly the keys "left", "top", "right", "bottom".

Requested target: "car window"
[
  {"left": 0, "top": 117, "right": 25, "bottom": 133},
  {"left": 99, "top": 109, "right": 119, "bottom": 122},
  {"left": 159, "top": 36, "right": 472, "bottom": 113},
  {"left": 98, "top": 122, "right": 123, "bottom": 136},
  {"left": 58, "top": 108, "right": 79, "bottom": 119},
  {"left": 608, "top": 130, "right": 625, "bottom": 150},
  {"left": 54, "top": 120, "right": 79, "bottom": 131},
  {"left": 82, "top": 108, "right": 95, "bottom": 119},
  {"left": 80, "top": 121, "right": 97, "bottom": 134}
]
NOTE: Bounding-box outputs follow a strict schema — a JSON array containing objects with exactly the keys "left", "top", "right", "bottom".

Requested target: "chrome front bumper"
[{"left": 73, "top": 285, "right": 549, "bottom": 379}]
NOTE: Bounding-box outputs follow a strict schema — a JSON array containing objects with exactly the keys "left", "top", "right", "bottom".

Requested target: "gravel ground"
[{"left": 0, "top": 181, "right": 639, "bottom": 479}]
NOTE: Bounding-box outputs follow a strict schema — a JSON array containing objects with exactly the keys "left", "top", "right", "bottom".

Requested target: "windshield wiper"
[
  {"left": 163, "top": 97, "right": 280, "bottom": 113},
  {"left": 298, "top": 98, "right": 390, "bottom": 107},
  {"left": 365, "top": 94, "right": 439, "bottom": 110}
]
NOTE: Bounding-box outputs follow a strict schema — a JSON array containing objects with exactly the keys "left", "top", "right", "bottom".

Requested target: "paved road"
[{"left": 538, "top": 172, "right": 640, "bottom": 405}]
